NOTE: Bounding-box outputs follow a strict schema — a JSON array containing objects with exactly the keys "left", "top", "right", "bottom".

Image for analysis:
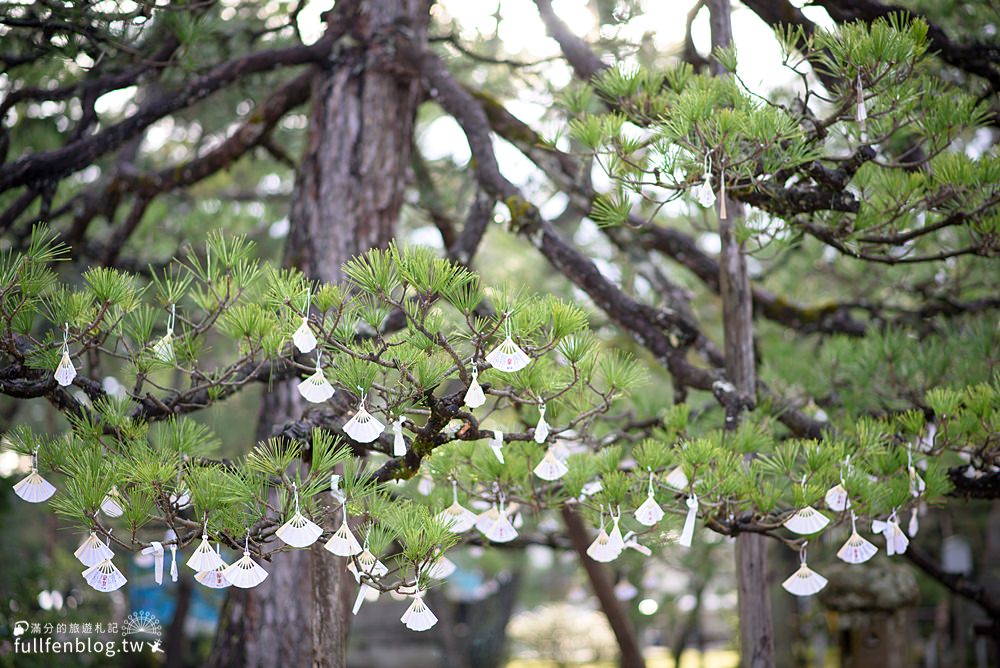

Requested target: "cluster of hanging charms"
[
  {"left": 292, "top": 288, "right": 317, "bottom": 354},
  {"left": 488, "top": 430, "right": 505, "bottom": 464},
  {"left": 586, "top": 506, "right": 625, "bottom": 562},
  {"left": 783, "top": 478, "right": 831, "bottom": 535},
  {"left": 485, "top": 317, "right": 530, "bottom": 373},
  {"left": 464, "top": 361, "right": 486, "bottom": 408},
  {"left": 298, "top": 350, "right": 335, "bottom": 403},
  {"left": 81, "top": 529, "right": 127, "bottom": 592},
  {"left": 152, "top": 304, "right": 176, "bottom": 363},
  {"left": 837, "top": 511, "right": 878, "bottom": 564},
  {"left": 13, "top": 446, "right": 57, "bottom": 503},
  {"left": 873, "top": 510, "right": 909, "bottom": 556},
  {"left": 392, "top": 416, "right": 407, "bottom": 456},
  {"left": 188, "top": 519, "right": 228, "bottom": 586},
  {"left": 477, "top": 493, "right": 518, "bottom": 543},
  {"left": 325, "top": 503, "right": 363, "bottom": 557},
  {"left": 634, "top": 470, "right": 665, "bottom": 527},
  {"left": 343, "top": 388, "right": 385, "bottom": 444},
  {"left": 401, "top": 568, "right": 438, "bottom": 632},
  {"left": 782, "top": 543, "right": 828, "bottom": 597},
  {"left": 222, "top": 532, "right": 269, "bottom": 589},
  {"left": 53, "top": 323, "right": 77, "bottom": 387},
  {"left": 277, "top": 483, "right": 324, "bottom": 548},
  {"left": 194, "top": 544, "right": 230, "bottom": 589},
  {"left": 438, "top": 481, "right": 477, "bottom": 533}
]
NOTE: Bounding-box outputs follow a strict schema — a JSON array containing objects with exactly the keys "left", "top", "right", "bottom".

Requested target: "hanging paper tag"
[
  {"left": 142, "top": 542, "right": 165, "bottom": 584},
  {"left": 679, "top": 495, "right": 698, "bottom": 548}
]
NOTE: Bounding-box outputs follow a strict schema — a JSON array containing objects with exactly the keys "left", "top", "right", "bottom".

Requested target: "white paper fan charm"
[
  {"left": 678, "top": 494, "right": 698, "bottom": 548},
  {"left": 188, "top": 532, "right": 226, "bottom": 572},
  {"left": 292, "top": 289, "right": 317, "bottom": 353},
  {"left": 297, "top": 351, "right": 335, "bottom": 403},
  {"left": 276, "top": 484, "right": 324, "bottom": 548},
  {"left": 634, "top": 471, "right": 664, "bottom": 527},
  {"left": 82, "top": 558, "right": 127, "bottom": 592},
  {"left": 837, "top": 512, "right": 878, "bottom": 564},
  {"left": 392, "top": 416, "right": 407, "bottom": 457},
  {"left": 486, "top": 319, "right": 530, "bottom": 373},
  {"left": 324, "top": 506, "right": 363, "bottom": 557},
  {"left": 825, "top": 483, "right": 850, "bottom": 512},
  {"left": 476, "top": 504, "right": 498, "bottom": 535},
  {"left": 464, "top": 364, "right": 486, "bottom": 408},
  {"left": 101, "top": 486, "right": 125, "bottom": 517},
  {"left": 53, "top": 323, "right": 77, "bottom": 386},
  {"left": 223, "top": 534, "right": 269, "bottom": 589},
  {"left": 485, "top": 500, "right": 518, "bottom": 543},
  {"left": 343, "top": 390, "right": 385, "bottom": 443},
  {"left": 427, "top": 553, "right": 456, "bottom": 580},
  {"left": 401, "top": 591, "right": 438, "bottom": 632},
  {"left": 195, "top": 545, "right": 230, "bottom": 589},
  {"left": 533, "top": 447, "right": 568, "bottom": 481},
  {"left": 782, "top": 545, "right": 827, "bottom": 597},
  {"left": 586, "top": 526, "right": 619, "bottom": 563},
  {"left": 665, "top": 465, "right": 688, "bottom": 491},
  {"left": 75, "top": 532, "right": 115, "bottom": 567},
  {"left": 438, "top": 481, "right": 477, "bottom": 533},
  {"left": 348, "top": 547, "right": 389, "bottom": 583},
  {"left": 14, "top": 448, "right": 56, "bottom": 503},
  {"left": 783, "top": 506, "right": 830, "bottom": 535},
  {"left": 152, "top": 304, "right": 176, "bottom": 363},
  {"left": 488, "top": 430, "right": 505, "bottom": 464}
]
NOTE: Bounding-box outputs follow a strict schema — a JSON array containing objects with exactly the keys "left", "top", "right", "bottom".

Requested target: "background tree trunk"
[
  {"left": 210, "top": 2, "right": 428, "bottom": 667},
  {"left": 707, "top": 2, "right": 776, "bottom": 667}
]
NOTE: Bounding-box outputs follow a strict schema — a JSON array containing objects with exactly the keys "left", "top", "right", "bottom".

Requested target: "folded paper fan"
[
  {"left": 426, "top": 556, "right": 456, "bottom": 580},
  {"left": 464, "top": 368, "right": 486, "bottom": 408},
  {"left": 348, "top": 549, "right": 389, "bottom": 582},
  {"left": 298, "top": 369, "right": 335, "bottom": 403},
  {"left": 586, "top": 528, "right": 620, "bottom": 563},
  {"left": 101, "top": 486, "right": 125, "bottom": 517},
  {"left": 276, "top": 512, "right": 324, "bottom": 548},
  {"left": 13, "top": 470, "right": 57, "bottom": 503},
  {"left": 343, "top": 406, "right": 385, "bottom": 444},
  {"left": 437, "top": 500, "right": 477, "bottom": 534},
  {"left": 152, "top": 333, "right": 174, "bottom": 363},
  {"left": 292, "top": 318, "right": 317, "bottom": 354},
  {"left": 484, "top": 506, "right": 518, "bottom": 543},
  {"left": 486, "top": 336, "right": 530, "bottom": 373},
  {"left": 825, "top": 484, "right": 850, "bottom": 512},
  {"left": 74, "top": 532, "right": 114, "bottom": 567},
  {"left": 222, "top": 552, "right": 269, "bottom": 589},
  {"left": 782, "top": 564, "right": 828, "bottom": 596},
  {"left": 187, "top": 535, "right": 226, "bottom": 572},
  {"left": 324, "top": 517, "right": 363, "bottom": 557},
  {"left": 475, "top": 506, "right": 498, "bottom": 535},
  {"left": 837, "top": 531, "right": 878, "bottom": 564},
  {"left": 401, "top": 594, "right": 438, "bottom": 632},
  {"left": 634, "top": 496, "right": 664, "bottom": 527},
  {"left": 783, "top": 506, "right": 830, "bottom": 535},
  {"left": 195, "top": 565, "right": 231, "bottom": 589},
  {"left": 54, "top": 351, "right": 77, "bottom": 387},
  {"left": 665, "top": 466, "right": 688, "bottom": 491},
  {"left": 82, "top": 559, "right": 127, "bottom": 592},
  {"left": 533, "top": 449, "right": 568, "bottom": 481}
]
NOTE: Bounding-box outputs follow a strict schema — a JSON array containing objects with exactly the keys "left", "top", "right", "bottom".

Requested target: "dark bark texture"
[{"left": 210, "top": 2, "right": 428, "bottom": 668}]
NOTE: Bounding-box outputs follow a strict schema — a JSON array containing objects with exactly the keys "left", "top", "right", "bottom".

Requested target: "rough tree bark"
[
  {"left": 209, "top": 2, "right": 428, "bottom": 667},
  {"left": 707, "top": 2, "right": 776, "bottom": 667}
]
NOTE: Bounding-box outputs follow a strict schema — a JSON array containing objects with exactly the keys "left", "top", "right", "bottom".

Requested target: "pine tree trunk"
[
  {"left": 707, "top": 2, "right": 776, "bottom": 666},
  {"left": 209, "top": 2, "right": 427, "bottom": 667}
]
